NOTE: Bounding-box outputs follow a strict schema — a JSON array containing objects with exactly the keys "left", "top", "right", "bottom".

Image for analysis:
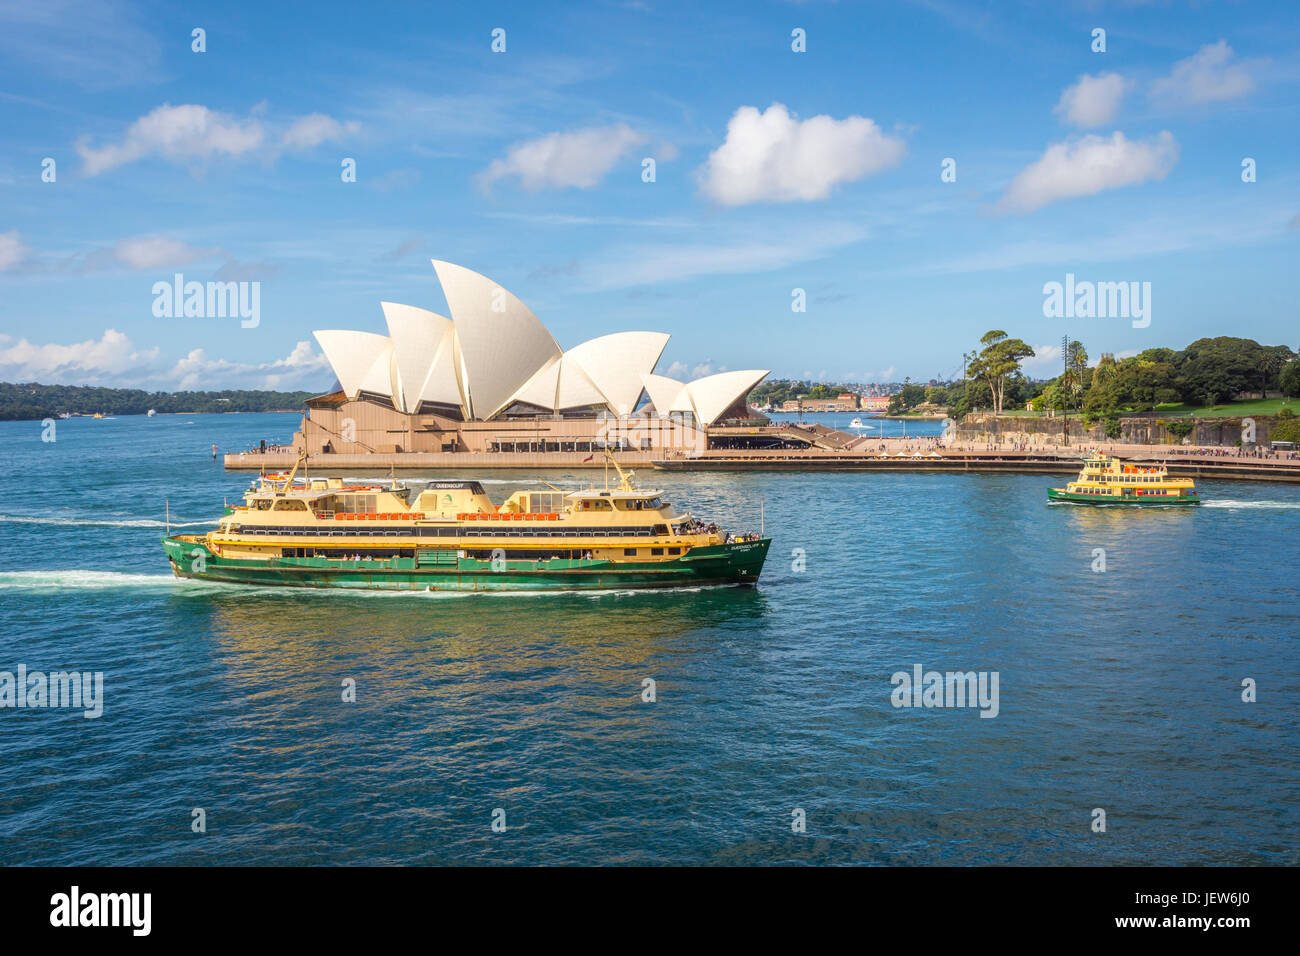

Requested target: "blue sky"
[{"left": 1, "top": 0, "right": 1297, "bottom": 392}]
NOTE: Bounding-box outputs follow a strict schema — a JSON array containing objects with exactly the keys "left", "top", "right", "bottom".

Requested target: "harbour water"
[
  {"left": 1, "top": 413, "right": 1296, "bottom": 865},
  {"left": 765, "top": 410, "right": 945, "bottom": 438}
]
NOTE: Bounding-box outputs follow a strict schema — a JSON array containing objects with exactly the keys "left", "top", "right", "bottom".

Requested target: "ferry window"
[
  {"left": 351, "top": 495, "right": 375, "bottom": 513},
  {"left": 651, "top": 548, "right": 664, "bottom": 555},
  {"left": 256, "top": 499, "right": 272, "bottom": 510},
  {"left": 668, "top": 547, "right": 681, "bottom": 555},
  {"left": 647, "top": 498, "right": 662, "bottom": 509},
  {"left": 527, "top": 493, "right": 554, "bottom": 513},
  {"left": 273, "top": 499, "right": 308, "bottom": 511},
  {"left": 623, "top": 548, "right": 637, "bottom": 556}
]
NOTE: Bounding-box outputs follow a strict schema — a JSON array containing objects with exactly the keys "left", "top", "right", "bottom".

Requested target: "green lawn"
[
  {"left": 1151, "top": 398, "right": 1295, "bottom": 418},
  {"left": 1000, "top": 397, "right": 1295, "bottom": 418}
]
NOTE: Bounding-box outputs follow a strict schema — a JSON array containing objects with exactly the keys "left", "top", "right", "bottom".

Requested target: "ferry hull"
[
  {"left": 1047, "top": 488, "right": 1200, "bottom": 505},
  {"left": 162, "top": 536, "right": 770, "bottom": 592}
]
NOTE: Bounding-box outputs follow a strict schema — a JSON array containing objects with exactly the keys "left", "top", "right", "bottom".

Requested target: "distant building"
[
  {"left": 863, "top": 395, "right": 890, "bottom": 412},
  {"left": 782, "top": 398, "right": 856, "bottom": 413}
]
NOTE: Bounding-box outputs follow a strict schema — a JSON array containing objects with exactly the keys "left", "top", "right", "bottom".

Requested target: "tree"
[
  {"left": 1061, "top": 339, "right": 1088, "bottom": 413},
  {"left": 1270, "top": 417, "right": 1300, "bottom": 443},
  {"left": 1033, "top": 382, "right": 1065, "bottom": 414},
  {"left": 1175, "top": 337, "right": 1292, "bottom": 406},
  {"left": 1260, "top": 345, "right": 1293, "bottom": 396},
  {"left": 968, "top": 330, "right": 1035, "bottom": 415},
  {"left": 1280, "top": 359, "right": 1300, "bottom": 398}
]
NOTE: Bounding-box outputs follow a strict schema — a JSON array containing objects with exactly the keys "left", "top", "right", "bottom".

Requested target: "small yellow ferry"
[
  {"left": 1048, "top": 454, "right": 1200, "bottom": 506},
  {"left": 162, "top": 453, "right": 769, "bottom": 591}
]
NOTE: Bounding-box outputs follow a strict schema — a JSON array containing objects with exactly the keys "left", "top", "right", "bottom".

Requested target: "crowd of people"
[{"left": 1163, "top": 445, "right": 1298, "bottom": 460}]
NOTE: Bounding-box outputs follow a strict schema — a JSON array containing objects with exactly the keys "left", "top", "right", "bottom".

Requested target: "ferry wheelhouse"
[
  {"left": 163, "top": 455, "right": 769, "bottom": 591},
  {"left": 1048, "top": 454, "right": 1200, "bottom": 506}
]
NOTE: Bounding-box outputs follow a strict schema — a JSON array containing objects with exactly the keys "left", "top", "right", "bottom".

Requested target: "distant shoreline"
[
  {"left": 0, "top": 409, "right": 306, "bottom": 421},
  {"left": 0, "top": 382, "right": 316, "bottom": 421}
]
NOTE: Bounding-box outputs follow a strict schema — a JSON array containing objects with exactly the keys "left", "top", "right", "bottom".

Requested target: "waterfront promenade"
[{"left": 226, "top": 435, "right": 1300, "bottom": 482}]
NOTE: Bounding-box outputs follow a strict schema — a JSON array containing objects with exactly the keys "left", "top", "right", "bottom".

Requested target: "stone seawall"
[{"left": 956, "top": 414, "right": 1284, "bottom": 447}]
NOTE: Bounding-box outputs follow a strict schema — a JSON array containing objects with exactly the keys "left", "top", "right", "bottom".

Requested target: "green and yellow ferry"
[
  {"left": 163, "top": 455, "right": 770, "bottom": 591},
  {"left": 1048, "top": 454, "right": 1200, "bottom": 506}
]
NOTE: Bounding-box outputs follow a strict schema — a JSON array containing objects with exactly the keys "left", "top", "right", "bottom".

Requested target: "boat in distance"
[
  {"left": 163, "top": 454, "right": 770, "bottom": 591},
  {"left": 1048, "top": 454, "right": 1200, "bottom": 505}
]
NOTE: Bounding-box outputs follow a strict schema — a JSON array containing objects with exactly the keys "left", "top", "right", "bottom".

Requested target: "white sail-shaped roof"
[
  {"left": 313, "top": 330, "right": 392, "bottom": 399},
  {"left": 358, "top": 341, "right": 397, "bottom": 397},
  {"left": 684, "top": 369, "right": 769, "bottom": 425},
  {"left": 566, "top": 331, "right": 669, "bottom": 416},
  {"left": 554, "top": 354, "right": 608, "bottom": 410},
  {"left": 431, "top": 259, "right": 560, "bottom": 419},
  {"left": 641, "top": 373, "right": 694, "bottom": 416},
  {"left": 640, "top": 369, "right": 769, "bottom": 425},
  {"left": 381, "top": 301, "right": 460, "bottom": 414},
  {"left": 508, "top": 356, "right": 561, "bottom": 411},
  {"left": 311, "top": 260, "right": 764, "bottom": 422}
]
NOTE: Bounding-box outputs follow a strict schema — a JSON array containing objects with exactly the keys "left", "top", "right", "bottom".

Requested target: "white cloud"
[
  {"left": 280, "top": 113, "right": 360, "bottom": 150},
  {"left": 10, "top": 233, "right": 232, "bottom": 274},
  {"left": 168, "top": 340, "right": 329, "bottom": 391},
  {"left": 477, "top": 124, "right": 647, "bottom": 192},
  {"left": 1054, "top": 73, "right": 1128, "bottom": 128},
  {"left": 0, "top": 329, "right": 329, "bottom": 390},
  {"left": 1150, "top": 41, "right": 1258, "bottom": 107},
  {"left": 661, "top": 360, "right": 725, "bottom": 381},
  {"left": 1022, "top": 344, "right": 1062, "bottom": 374},
  {"left": 697, "top": 103, "right": 905, "bottom": 206},
  {"left": 996, "top": 131, "right": 1178, "bottom": 214},
  {"left": 0, "top": 329, "right": 160, "bottom": 383},
  {"left": 77, "top": 104, "right": 264, "bottom": 176},
  {"left": 76, "top": 103, "right": 357, "bottom": 176},
  {"left": 0, "top": 231, "right": 29, "bottom": 271},
  {"left": 101, "top": 236, "right": 220, "bottom": 271},
  {"left": 581, "top": 222, "right": 867, "bottom": 290}
]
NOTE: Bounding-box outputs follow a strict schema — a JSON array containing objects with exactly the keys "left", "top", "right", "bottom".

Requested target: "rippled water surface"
[{"left": 1, "top": 414, "right": 1296, "bottom": 865}]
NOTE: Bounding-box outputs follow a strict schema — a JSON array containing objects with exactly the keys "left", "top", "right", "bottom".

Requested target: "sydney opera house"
[{"left": 294, "top": 260, "right": 771, "bottom": 459}]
